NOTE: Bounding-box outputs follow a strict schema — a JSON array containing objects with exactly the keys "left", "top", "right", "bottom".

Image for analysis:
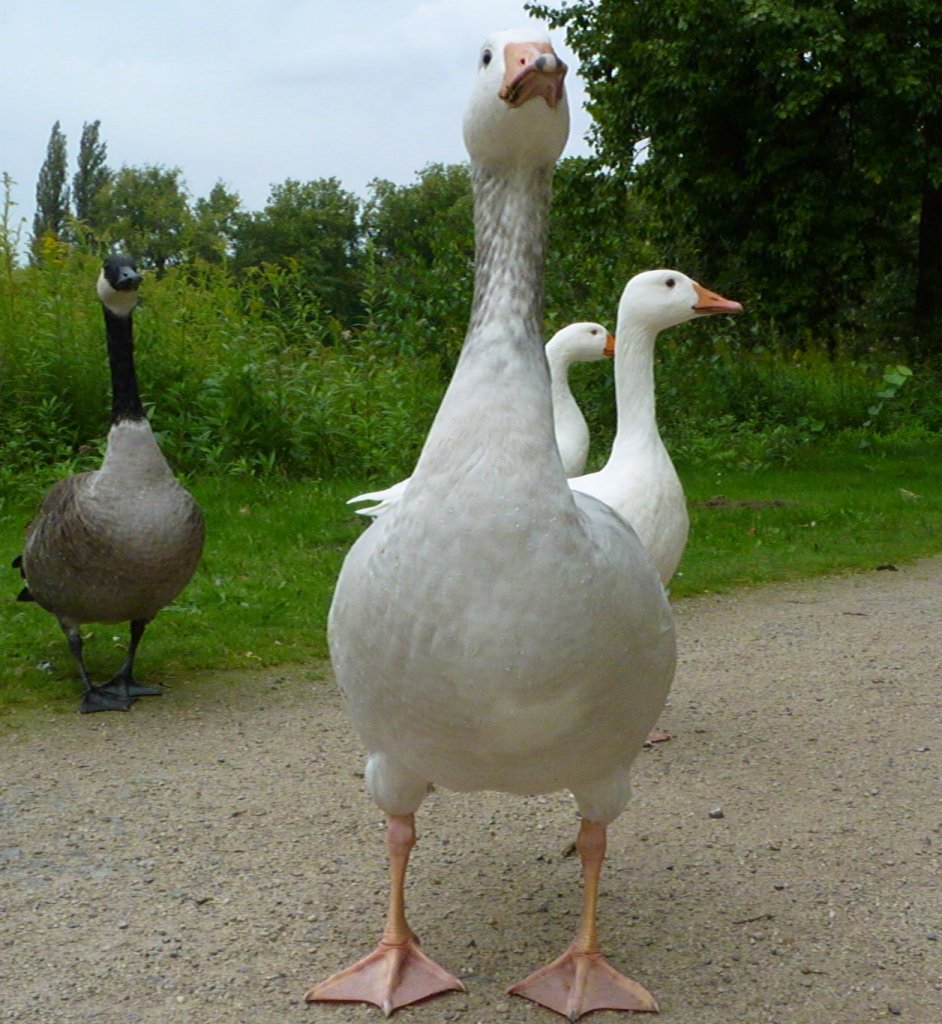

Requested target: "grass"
[
  {"left": 673, "top": 444, "right": 942, "bottom": 595},
  {"left": 0, "top": 476, "right": 363, "bottom": 714},
  {"left": 2, "top": 442, "right": 941, "bottom": 715}
]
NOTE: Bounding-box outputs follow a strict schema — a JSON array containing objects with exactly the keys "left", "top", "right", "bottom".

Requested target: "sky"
[{"left": 1, "top": 1, "right": 594, "bottom": 242}]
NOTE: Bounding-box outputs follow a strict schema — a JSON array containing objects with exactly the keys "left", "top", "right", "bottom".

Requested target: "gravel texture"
[{"left": 2, "top": 556, "right": 940, "bottom": 1024}]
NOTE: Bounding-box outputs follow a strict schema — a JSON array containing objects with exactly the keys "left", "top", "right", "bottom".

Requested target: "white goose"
[
  {"left": 307, "top": 27, "right": 675, "bottom": 1022},
  {"left": 571, "top": 269, "right": 742, "bottom": 587},
  {"left": 348, "top": 320, "right": 614, "bottom": 517},
  {"left": 547, "top": 321, "right": 615, "bottom": 476}
]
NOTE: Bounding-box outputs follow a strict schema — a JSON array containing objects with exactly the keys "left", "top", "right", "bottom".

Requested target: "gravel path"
[{"left": 2, "top": 557, "right": 940, "bottom": 1024}]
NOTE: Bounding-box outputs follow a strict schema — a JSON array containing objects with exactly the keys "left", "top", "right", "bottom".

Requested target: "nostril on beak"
[{"left": 534, "top": 54, "right": 554, "bottom": 72}]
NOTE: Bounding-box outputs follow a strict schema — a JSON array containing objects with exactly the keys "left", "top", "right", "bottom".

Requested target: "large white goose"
[
  {"left": 348, "top": 320, "right": 614, "bottom": 516},
  {"left": 307, "top": 27, "right": 674, "bottom": 1021},
  {"left": 13, "top": 255, "right": 205, "bottom": 713},
  {"left": 571, "top": 269, "right": 742, "bottom": 587}
]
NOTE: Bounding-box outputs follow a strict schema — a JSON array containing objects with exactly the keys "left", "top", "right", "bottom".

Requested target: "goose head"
[
  {"left": 98, "top": 254, "right": 142, "bottom": 317},
  {"left": 546, "top": 322, "right": 615, "bottom": 364},
  {"left": 618, "top": 269, "right": 743, "bottom": 333},
  {"left": 463, "top": 27, "right": 570, "bottom": 170}
]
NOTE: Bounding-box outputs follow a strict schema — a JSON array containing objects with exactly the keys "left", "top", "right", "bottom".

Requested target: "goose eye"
[
  {"left": 665, "top": 277, "right": 676, "bottom": 288},
  {"left": 482, "top": 49, "right": 492, "bottom": 67}
]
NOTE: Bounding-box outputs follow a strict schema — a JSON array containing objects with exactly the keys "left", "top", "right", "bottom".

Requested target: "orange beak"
[
  {"left": 603, "top": 332, "right": 616, "bottom": 358},
  {"left": 692, "top": 282, "right": 743, "bottom": 315},
  {"left": 499, "top": 42, "right": 567, "bottom": 109}
]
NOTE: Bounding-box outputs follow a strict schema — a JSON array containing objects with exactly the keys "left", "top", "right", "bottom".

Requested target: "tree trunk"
[{"left": 914, "top": 111, "right": 942, "bottom": 356}]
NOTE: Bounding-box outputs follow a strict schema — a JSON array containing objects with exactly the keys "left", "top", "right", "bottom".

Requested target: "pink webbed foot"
[
  {"left": 306, "top": 936, "right": 465, "bottom": 1016},
  {"left": 509, "top": 946, "right": 658, "bottom": 1021},
  {"left": 644, "top": 728, "right": 671, "bottom": 746}
]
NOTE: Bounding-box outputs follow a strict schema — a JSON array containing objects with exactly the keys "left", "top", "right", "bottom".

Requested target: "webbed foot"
[
  {"left": 79, "top": 685, "right": 133, "bottom": 714},
  {"left": 306, "top": 937, "right": 464, "bottom": 1016},
  {"left": 100, "top": 676, "right": 162, "bottom": 698},
  {"left": 509, "top": 947, "right": 658, "bottom": 1021}
]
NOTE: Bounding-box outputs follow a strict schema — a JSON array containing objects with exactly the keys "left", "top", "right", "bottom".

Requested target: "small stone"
[
  {"left": 709, "top": 807, "right": 725, "bottom": 819},
  {"left": 888, "top": 1003, "right": 902, "bottom": 1016}
]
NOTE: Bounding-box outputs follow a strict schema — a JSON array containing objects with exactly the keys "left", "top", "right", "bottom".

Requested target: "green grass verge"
[
  {"left": 0, "top": 476, "right": 363, "bottom": 715},
  {"left": 2, "top": 442, "right": 940, "bottom": 715},
  {"left": 673, "top": 444, "right": 942, "bottom": 595}
]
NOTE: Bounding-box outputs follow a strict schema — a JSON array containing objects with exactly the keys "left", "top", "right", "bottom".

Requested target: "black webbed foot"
[
  {"left": 79, "top": 685, "right": 133, "bottom": 714},
  {"left": 100, "top": 677, "right": 162, "bottom": 699}
]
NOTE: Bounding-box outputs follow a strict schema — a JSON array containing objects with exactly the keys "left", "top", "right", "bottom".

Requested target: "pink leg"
[
  {"left": 509, "top": 819, "right": 658, "bottom": 1021},
  {"left": 305, "top": 813, "right": 465, "bottom": 1015}
]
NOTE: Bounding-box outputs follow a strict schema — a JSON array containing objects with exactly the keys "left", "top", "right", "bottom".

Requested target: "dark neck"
[{"left": 104, "top": 306, "right": 146, "bottom": 424}]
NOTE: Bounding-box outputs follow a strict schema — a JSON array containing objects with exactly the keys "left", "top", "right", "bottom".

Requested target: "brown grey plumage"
[{"left": 15, "top": 254, "right": 204, "bottom": 713}]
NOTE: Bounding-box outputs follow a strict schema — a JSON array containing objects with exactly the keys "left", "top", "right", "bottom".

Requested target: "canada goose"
[
  {"left": 307, "top": 29, "right": 674, "bottom": 1020},
  {"left": 13, "top": 254, "right": 205, "bottom": 713}
]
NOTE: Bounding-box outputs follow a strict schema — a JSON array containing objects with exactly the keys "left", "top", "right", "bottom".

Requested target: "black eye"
[
  {"left": 665, "top": 277, "right": 676, "bottom": 288},
  {"left": 482, "top": 49, "right": 492, "bottom": 67}
]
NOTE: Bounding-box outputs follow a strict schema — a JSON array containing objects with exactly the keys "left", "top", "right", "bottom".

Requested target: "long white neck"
[
  {"left": 546, "top": 345, "right": 586, "bottom": 476},
  {"left": 546, "top": 344, "right": 577, "bottom": 418},
  {"left": 411, "top": 162, "right": 563, "bottom": 483},
  {"left": 464, "top": 164, "right": 550, "bottom": 352},
  {"left": 606, "top": 318, "right": 662, "bottom": 467}
]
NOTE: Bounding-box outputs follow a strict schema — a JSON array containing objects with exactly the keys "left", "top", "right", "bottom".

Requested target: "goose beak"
[
  {"left": 114, "top": 267, "right": 143, "bottom": 292},
  {"left": 500, "top": 42, "right": 567, "bottom": 109},
  {"left": 604, "top": 332, "right": 616, "bottom": 358},
  {"left": 692, "top": 282, "right": 743, "bottom": 315}
]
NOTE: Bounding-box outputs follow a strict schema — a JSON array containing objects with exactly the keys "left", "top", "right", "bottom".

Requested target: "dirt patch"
[
  {"left": 700, "top": 495, "right": 794, "bottom": 510},
  {"left": 2, "top": 557, "right": 941, "bottom": 1023}
]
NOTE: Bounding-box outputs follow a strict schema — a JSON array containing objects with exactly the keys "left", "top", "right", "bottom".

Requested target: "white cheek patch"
[{"left": 97, "top": 272, "right": 140, "bottom": 316}]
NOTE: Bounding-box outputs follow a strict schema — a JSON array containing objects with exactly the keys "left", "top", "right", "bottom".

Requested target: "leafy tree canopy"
[
  {"left": 232, "top": 178, "right": 362, "bottom": 323},
  {"left": 71, "top": 120, "right": 110, "bottom": 238},
  {"left": 30, "top": 121, "right": 70, "bottom": 261},
  {"left": 530, "top": 0, "right": 942, "bottom": 346},
  {"left": 96, "top": 163, "right": 193, "bottom": 273}
]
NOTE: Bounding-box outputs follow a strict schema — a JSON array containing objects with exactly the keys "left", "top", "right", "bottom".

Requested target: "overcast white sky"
[{"left": 1, "top": 1, "right": 593, "bottom": 240}]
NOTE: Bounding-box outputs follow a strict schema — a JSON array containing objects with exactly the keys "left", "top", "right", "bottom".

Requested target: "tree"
[
  {"left": 531, "top": 0, "right": 942, "bottom": 348},
  {"left": 232, "top": 177, "right": 362, "bottom": 322},
  {"left": 71, "top": 120, "right": 110, "bottom": 238},
  {"left": 361, "top": 163, "right": 474, "bottom": 361},
  {"left": 546, "top": 156, "right": 661, "bottom": 325},
  {"left": 190, "top": 181, "right": 242, "bottom": 263},
  {"left": 97, "top": 164, "right": 193, "bottom": 273},
  {"left": 30, "top": 121, "right": 70, "bottom": 261}
]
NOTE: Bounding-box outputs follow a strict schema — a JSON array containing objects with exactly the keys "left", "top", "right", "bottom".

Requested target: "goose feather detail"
[
  {"left": 348, "top": 320, "right": 613, "bottom": 516},
  {"left": 307, "top": 28, "right": 675, "bottom": 1021},
  {"left": 14, "top": 255, "right": 204, "bottom": 714}
]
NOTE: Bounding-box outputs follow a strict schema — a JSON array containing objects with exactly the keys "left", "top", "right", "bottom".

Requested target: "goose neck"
[
  {"left": 407, "top": 159, "right": 565, "bottom": 493},
  {"left": 611, "top": 321, "right": 659, "bottom": 455},
  {"left": 104, "top": 306, "right": 146, "bottom": 424},
  {"left": 463, "top": 163, "right": 553, "bottom": 357}
]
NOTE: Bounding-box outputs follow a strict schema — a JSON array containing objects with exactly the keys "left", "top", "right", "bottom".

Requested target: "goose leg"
[
  {"left": 100, "top": 619, "right": 161, "bottom": 698},
  {"left": 61, "top": 623, "right": 132, "bottom": 714},
  {"left": 306, "top": 813, "right": 465, "bottom": 1015},
  {"left": 509, "top": 818, "right": 658, "bottom": 1021}
]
